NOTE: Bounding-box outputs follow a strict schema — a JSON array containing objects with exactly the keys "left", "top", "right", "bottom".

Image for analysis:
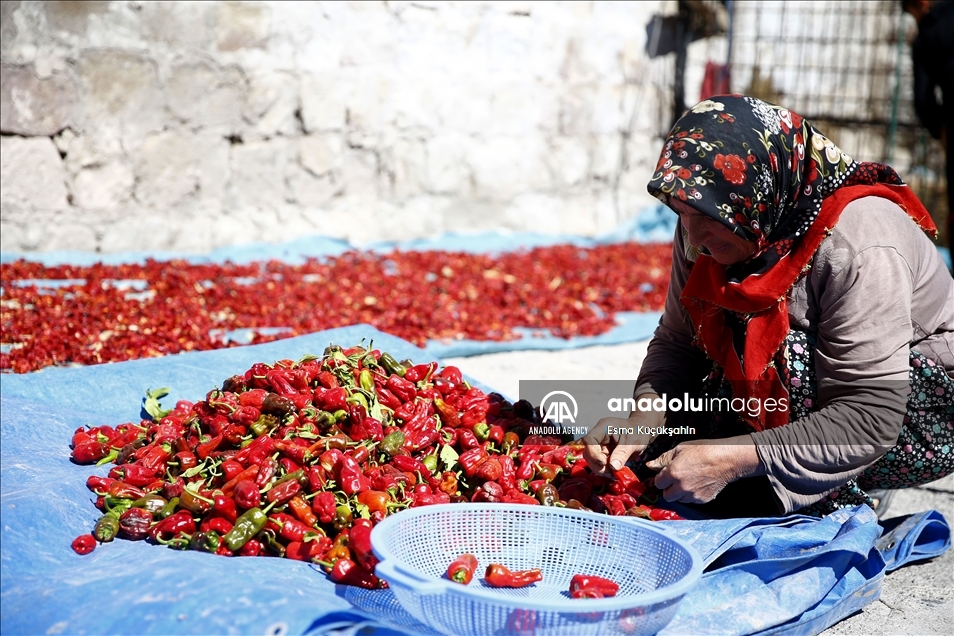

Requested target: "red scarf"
[{"left": 680, "top": 184, "right": 937, "bottom": 431}]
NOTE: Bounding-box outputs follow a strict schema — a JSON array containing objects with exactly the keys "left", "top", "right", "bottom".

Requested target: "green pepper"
[
  {"left": 190, "top": 530, "right": 221, "bottom": 553},
  {"left": 104, "top": 496, "right": 134, "bottom": 518},
  {"left": 359, "top": 369, "right": 375, "bottom": 392},
  {"left": 159, "top": 496, "right": 180, "bottom": 519},
  {"left": 334, "top": 504, "right": 353, "bottom": 531},
  {"left": 260, "top": 528, "right": 286, "bottom": 557},
  {"left": 132, "top": 494, "right": 168, "bottom": 516},
  {"left": 379, "top": 353, "right": 405, "bottom": 377},
  {"left": 422, "top": 453, "right": 439, "bottom": 473},
  {"left": 251, "top": 414, "right": 279, "bottom": 438},
  {"left": 94, "top": 514, "right": 120, "bottom": 542},
  {"left": 223, "top": 507, "right": 268, "bottom": 551},
  {"left": 537, "top": 483, "right": 560, "bottom": 506},
  {"left": 473, "top": 422, "right": 491, "bottom": 442},
  {"left": 379, "top": 430, "right": 405, "bottom": 456},
  {"left": 346, "top": 391, "right": 369, "bottom": 410}
]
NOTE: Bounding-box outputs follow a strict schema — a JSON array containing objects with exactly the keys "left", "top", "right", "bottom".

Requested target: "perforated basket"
[{"left": 370, "top": 503, "right": 702, "bottom": 636}]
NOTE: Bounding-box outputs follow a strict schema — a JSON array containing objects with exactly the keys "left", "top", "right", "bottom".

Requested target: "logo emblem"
[{"left": 540, "top": 390, "right": 578, "bottom": 425}]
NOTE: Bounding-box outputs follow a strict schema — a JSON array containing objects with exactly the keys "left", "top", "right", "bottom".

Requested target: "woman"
[{"left": 584, "top": 95, "right": 954, "bottom": 517}]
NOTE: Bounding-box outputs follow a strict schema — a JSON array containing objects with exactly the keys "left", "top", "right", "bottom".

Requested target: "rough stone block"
[
  {"left": 426, "top": 134, "right": 468, "bottom": 194},
  {"left": 300, "top": 72, "right": 346, "bottom": 132},
  {"left": 140, "top": 1, "right": 211, "bottom": 50},
  {"left": 590, "top": 133, "right": 621, "bottom": 181},
  {"left": 468, "top": 136, "right": 550, "bottom": 201},
  {"left": 167, "top": 61, "right": 245, "bottom": 135},
  {"left": 340, "top": 147, "right": 380, "bottom": 199},
  {"left": 227, "top": 138, "right": 293, "bottom": 212},
  {"left": 77, "top": 49, "right": 163, "bottom": 146},
  {"left": 215, "top": 1, "right": 270, "bottom": 52},
  {"left": 297, "top": 133, "right": 343, "bottom": 177},
  {"left": 547, "top": 136, "right": 591, "bottom": 187},
  {"left": 99, "top": 209, "right": 178, "bottom": 252},
  {"left": 135, "top": 132, "right": 194, "bottom": 209},
  {"left": 390, "top": 137, "right": 427, "bottom": 200},
  {"left": 287, "top": 163, "right": 341, "bottom": 209},
  {"left": 0, "top": 63, "right": 77, "bottom": 135},
  {"left": 0, "top": 136, "right": 69, "bottom": 215},
  {"left": 43, "top": 1, "right": 109, "bottom": 36},
  {"left": 71, "top": 160, "right": 134, "bottom": 211},
  {"left": 244, "top": 71, "right": 300, "bottom": 139}
]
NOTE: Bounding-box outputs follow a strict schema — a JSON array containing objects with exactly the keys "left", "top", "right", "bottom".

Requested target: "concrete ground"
[{"left": 445, "top": 341, "right": 954, "bottom": 636}]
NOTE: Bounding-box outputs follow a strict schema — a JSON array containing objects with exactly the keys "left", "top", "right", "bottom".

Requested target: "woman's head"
[{"left": 647, "top": 95, "right": 858, "bottom": 267}]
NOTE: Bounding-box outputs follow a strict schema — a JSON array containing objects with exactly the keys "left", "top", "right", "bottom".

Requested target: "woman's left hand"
[{"left": 646, "top": 437, "right": 763, "bottom": 504}]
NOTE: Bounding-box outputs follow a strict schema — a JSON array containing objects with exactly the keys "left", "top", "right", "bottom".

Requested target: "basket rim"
[{"left": 370, "top": 503, "right": 703, "bottom": 613}]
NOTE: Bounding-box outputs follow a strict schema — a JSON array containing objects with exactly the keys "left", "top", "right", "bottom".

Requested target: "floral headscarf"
[{"left": 647, "top": 95, "right": 936, "bottom": 431}]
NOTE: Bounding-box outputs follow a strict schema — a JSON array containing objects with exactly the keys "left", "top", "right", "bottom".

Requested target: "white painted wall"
[{"left": 1, "top": 1, "right": 688, "bottom": 254}]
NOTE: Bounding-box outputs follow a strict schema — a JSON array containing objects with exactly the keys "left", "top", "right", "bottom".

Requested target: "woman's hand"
[
  {"left": 647, "top": 437, "right": 763, "bottom": 503},
  {"left": 583, "top": 395, "right": 665, "bottom": 473}
]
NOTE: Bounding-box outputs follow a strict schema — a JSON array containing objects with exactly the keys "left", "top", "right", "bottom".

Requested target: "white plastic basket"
[{"left": 370, "top": 503, "right": 702, "bottom": 636}]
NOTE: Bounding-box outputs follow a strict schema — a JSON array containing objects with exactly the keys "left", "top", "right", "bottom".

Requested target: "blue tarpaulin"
[{"left": 1, "top": 326, "right": 949, "bottom": 636}]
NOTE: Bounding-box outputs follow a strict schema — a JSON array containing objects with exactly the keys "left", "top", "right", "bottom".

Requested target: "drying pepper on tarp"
[{"left": 446, "top": 554, "right": 479, "bottom": 584}]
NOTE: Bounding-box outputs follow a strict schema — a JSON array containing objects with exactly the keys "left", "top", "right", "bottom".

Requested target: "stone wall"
[{"left": 0, "top": 1, "right": 691, "bottom": 254}]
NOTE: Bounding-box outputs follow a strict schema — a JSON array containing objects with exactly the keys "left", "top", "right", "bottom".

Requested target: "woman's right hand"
[{"left": 582, "top": 394, "right": 666, "bottom": 473}]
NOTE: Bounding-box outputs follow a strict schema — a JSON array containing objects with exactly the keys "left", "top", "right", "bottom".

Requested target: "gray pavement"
[{"left": 446, "top": 342, "right": 954, "bottom": 636}]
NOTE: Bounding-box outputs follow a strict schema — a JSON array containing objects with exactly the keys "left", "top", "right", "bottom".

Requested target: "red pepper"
[
  {"left": 569, "top": 574, "right": 619, "bottom": 598},
  {"left": 458, "top": 429, "right": 480, "bottom": 450},
  {"left": 239, "top": 389, "right": 268, "bottom": 408},
  {"left": 471, "top": 481, "right": 504, "bottom": 503},
  {"left": 349, "top": 523, "right": 378, "bottom": 571},
  {"left": 458, "top": 447, "right": 489, "bottom": 478},
  {"left": 327, "top": 557, "right": 387, "bottom": 589},
  {"left": 433, "top": 397, "right": 460, "bottom": 427},
  {"left": 334, "top": 455, "right": 370, "bottom": 496},
  {"left": 72, "top": 441, "right": 110, "bottom": 464},
  {"left": 149, "top": 510, "right": 196, "bottom": 542},
  {"left": 118, "top": 507, "right": 153, "bottom": 541},
  {"left": 501, "top": 490, "right": 539, "bottom": 505},
  {"left": 649, "top": 508, "right": 683, "bottom": 521},
  {"left": 446, "top": 553, "right": 479, "bottom": 584},
  {"left": 108, "top": 464, "right": 158, "bottom": 487},
  {"left": 317, "top": 371, "right": 340, "bottom": 390},
  {"left": 240, "top": 538, "right": 263, "bottom": 556},
  {"left": 71, "top": 534, "right": 96, "bottom": 555},
  {"left": 404, "top": 361, "right": 436, "bottom": 383},
  {"left": 286, "top": 538, "right": 330, "bottom": 562},
  {"left": 386, "top": 375, "right": 417, "bottom": 404},
  {"left": 312, "top": 491, "right": 338, "bottom": 524},
  {"left": 233, "top": 480, "right": 261, "bottom": 509},
  {"left": 375, "top": 387, "right": 402, "bottom": 410},
  {"left": 438, "top": 365, "right": 463, "bottom": 385},
  {"left": 201, "top": 516, "right": 234, "bottom": 535},
  {"left": 108, "top": 482, "right": 145, "bottom": 500},
  {"left": 271, "top": 513, "right": 314, "bottom": 542},
  {"left": 484, "top": 564, "right": 543, "bottom": 588},
  {"left": 86, "top": 475, "right": 116, "bottom": 495},
  {"left": 288, "top": 494, "right": 319, "bottom": 528},
  {"left": 409, "top": 492, "right": 450, "bottom": 507},
  {"left": 265, "top": 478, "right": 301, "bottom": 505},
  {"left": 212, "top": 495, "right": 239, "bottom": 523},
  {"left": 474, "top": 457, "right": 503, "bottom": 482},
  {"left": 320, "top": 387, "right": 348, "bottom": 411}
]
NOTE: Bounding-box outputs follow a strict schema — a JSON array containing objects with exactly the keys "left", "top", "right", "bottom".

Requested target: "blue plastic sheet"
[{"left": 2, "top": 326, "right": 949, "bottom": 636}]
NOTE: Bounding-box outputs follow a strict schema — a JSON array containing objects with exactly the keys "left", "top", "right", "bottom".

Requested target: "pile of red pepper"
[
  {"left": 69, "top": 343, "right": 680, "bottom": 589},
  {"left": 2, "top": 242, "right": 671, "bottom": 373}
]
